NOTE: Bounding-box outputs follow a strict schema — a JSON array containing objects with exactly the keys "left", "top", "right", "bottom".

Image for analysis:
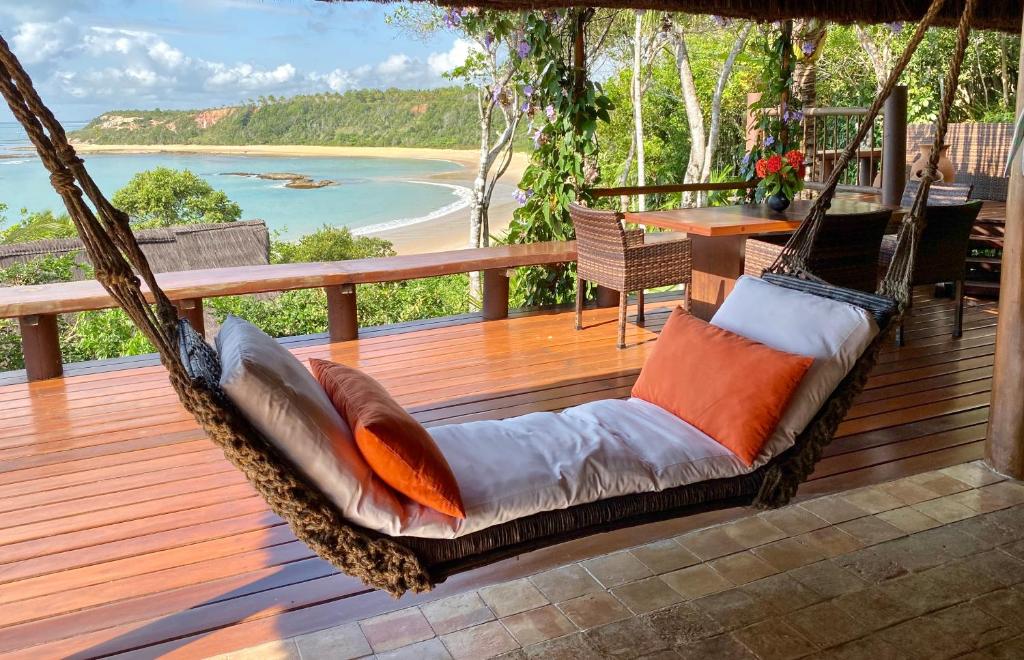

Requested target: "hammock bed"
[{"left": 0, "top": 0, "right": 978, "bottom": 597}]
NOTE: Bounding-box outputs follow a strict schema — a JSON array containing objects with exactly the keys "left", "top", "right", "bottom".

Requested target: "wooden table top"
[{"left": 624, "top": 199, "right": 895, "bottom": 237}]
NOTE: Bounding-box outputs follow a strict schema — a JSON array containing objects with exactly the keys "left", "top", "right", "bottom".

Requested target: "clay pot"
[{"left": 911, "top": 143, "right": 956, "bottom": 183}]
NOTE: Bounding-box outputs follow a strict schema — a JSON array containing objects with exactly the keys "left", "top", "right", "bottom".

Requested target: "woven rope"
[
  {"left": 878, "top": 0, "right": 978, "bottom": 307},
  {"left": 766, "top": 0, "right": 946, "bottom": 286}
]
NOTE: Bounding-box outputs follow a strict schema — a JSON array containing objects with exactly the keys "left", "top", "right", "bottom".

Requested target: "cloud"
[
  {"left": 5, "top": 19, "right": 475, "bottom": 111},
  {"left": 427, "top": 39, "right": 478, "bottom": 76},
  {"left": 11, "top": 18, "right": 78, "bottom": 64}
]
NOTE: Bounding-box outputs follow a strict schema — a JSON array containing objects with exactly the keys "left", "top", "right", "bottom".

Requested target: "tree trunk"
[
  {"left": 698, "top": 23, "right": 751, "bottom": 206},
  {"left": 632, "top": 11, "right": 647, "bottom": 211},
  {"left": 469, "top": 97, "right": 497, "bottom": 305},
  {"left": 674, "top": 30, "right": 706, "bottom": 207}
]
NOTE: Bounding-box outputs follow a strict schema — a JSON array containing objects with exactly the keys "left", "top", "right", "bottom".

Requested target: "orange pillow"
[
  {"left": 310, "top": 359, "right": 465, "bottom": 518},
  {"left": 631, "top": 308, "right": 813, "bottom": 466}
]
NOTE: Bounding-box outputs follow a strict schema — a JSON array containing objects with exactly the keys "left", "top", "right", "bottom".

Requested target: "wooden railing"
[{"left": 0, "top": 241, "right": 578, "bottom": 382}]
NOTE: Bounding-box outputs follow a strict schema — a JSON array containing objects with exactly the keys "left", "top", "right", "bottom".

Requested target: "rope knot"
[{"left": 48, "top": 170, "right": 77, "bottom": 195}]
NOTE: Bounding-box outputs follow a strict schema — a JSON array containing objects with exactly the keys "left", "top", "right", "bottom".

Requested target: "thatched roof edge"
[{"left": 320, "top": 0, "right": 1022, "bottom": 33}]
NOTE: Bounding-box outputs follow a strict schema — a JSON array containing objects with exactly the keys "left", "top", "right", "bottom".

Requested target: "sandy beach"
[{"left": 71, "top": 143, "right": 530, "bottom": 255}]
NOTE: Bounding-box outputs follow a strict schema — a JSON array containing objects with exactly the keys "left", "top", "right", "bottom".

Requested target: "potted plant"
[{"left": 755, "top": 149, "right": 806, "bottom": 212}]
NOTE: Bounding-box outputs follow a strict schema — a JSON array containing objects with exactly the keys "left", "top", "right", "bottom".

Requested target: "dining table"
[{"left": 625, "top": 198, "right": 896, "bottom": 320}]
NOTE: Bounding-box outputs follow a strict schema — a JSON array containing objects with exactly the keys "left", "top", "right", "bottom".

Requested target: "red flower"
[
  {"left": 765, "top": 154, "right": 783, "bottom": 175},
  {"left": 755, "top": 158, "right": 768, "bottom": 178},
  {"left": 785, "top": 149, "right": 804, "bottom": 168}
]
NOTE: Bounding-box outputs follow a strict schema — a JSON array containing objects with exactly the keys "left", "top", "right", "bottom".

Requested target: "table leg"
[{"left": 688, "top": 234, "right": 746, "bottom": 321}]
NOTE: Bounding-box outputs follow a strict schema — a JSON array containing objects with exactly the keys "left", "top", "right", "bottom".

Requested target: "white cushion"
[
  {"left": 711, "top": 276, "right": 879, "bottom": 460},
  {"left": 216, "top": 316, "right": 405, "bottom": 533},
  {"left": 392, "top": 398, "right": 761, "bottom": 539}
]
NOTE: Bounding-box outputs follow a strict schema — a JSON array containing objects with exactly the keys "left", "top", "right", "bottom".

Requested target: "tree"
[
  {"left": 111, "top": 167, "right": 242, "bottom": 229},
  {"left": 667, "top": 15, "right": 752, "bottom": 206},
  {"left": 272, "top": 225, "right": 394, "bottom": 264},
  {"left": 391, "top": 7, "right": 535, "bottom": 302},
  {"left": 0, "top": 209, "right": 76, "bottom": 244}
]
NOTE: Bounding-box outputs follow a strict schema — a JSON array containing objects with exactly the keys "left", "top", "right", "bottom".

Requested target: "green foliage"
[
  {"left": 0, "top": 208, "right": 76, "bottom": 244},
  {"left": 272, "top": 225, "right": 394, "bottom": 263},
  {"left": 70, "top": 88, "right": 488, "bottom": 149},
  {"left": 502, "top": 9, "right": 613, "bottom": 306},
  {"left": 0, "top": 253, "right": 83, "bottom": 286},
  {"left": 112, "top": 167, "right": 242, "bottom": 229}
]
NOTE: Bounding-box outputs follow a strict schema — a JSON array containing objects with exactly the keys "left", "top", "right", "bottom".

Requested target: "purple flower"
[
  {"left": 516, "top": 40, "right": 531, "bottom": 59},
  {"left": 545, "top": 104, "right": 556, "bottom": 121},
  {"left": 801, "top": 41, "right": 815, "bottom": 56},
  {"left": 783, "top": 109, "right": 804, "bottom": 123},
  {"left": 442, "top": 8, "right": 463, "bottom": 29},
  {"left": 491, "top": 86, "right": 503, "bottom": 104},
  {"left": 887, "top": 21, "right": 904, "bottom": 34},
  {"left": 764, "top": 135, "right": 776, "bottom": 148},
  {"left": 523, "top": 84, "right": 533, "bottom": 96},
  {"left": 712, "top": 15, "right": 730, "bottom": 27},
  {"left": 742, "top": 152, "right": 751, "bottom": 164},
  {"left": 512, "top": 188, "right": 534, "bottom": 205},
  {"left": 483, "top": 32, "right": 494, "bottom": 49},
  {"left": 521, "top": 101, "right": 531, "bottom": 113},
  {"left": 531, "top": 128, "right": 545, "bottom": 148}
]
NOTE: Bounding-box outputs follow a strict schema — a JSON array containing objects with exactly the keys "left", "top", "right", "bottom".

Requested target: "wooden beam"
[
  {"left": 481, "top": 269, "right": 510, "bottom": 321},
  {"left": 173, "top": 298, "right": 205, "bottom": 338},
  {"left": 18, "top": 314, "right": 62, "bottom": 381},
  {"left": 881, "top": 85, "right": 908, "bottom": 207},
  {"left": 985, "top": 23, "right": 1024, "bottom": 480},
  {"left": 325, "top": 284, "right": 358, "bottom": 342}
]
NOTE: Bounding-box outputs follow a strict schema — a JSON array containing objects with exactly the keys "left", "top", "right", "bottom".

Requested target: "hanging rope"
[
  {"left": 878, "top": 0, "right": 978, "bottom": 306},
  {"left": 0, "top": 36, "right": 185, "bottom": 381},
  {"left": 766, "top": 0, "right": 947, "bottom": 283}
]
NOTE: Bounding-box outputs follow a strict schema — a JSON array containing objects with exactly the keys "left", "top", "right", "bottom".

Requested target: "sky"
[{"left": 0, "top": 0, "right": 471, "bottom": 122}]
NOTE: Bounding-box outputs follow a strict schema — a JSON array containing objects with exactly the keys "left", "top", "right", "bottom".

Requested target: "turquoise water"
[{"left": 0, "top": 122, "right": 465, "bottom": 239}]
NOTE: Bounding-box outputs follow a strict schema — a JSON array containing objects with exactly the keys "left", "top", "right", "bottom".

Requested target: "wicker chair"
[
  {"left": 744, "top": 209, "right": 893, "bottom": 293},
  {"left": 569, "top": 203, "right": 692, "bottom": 349},
  {"left": 880, "top": 201, "right": 983, "bottom": 345}
]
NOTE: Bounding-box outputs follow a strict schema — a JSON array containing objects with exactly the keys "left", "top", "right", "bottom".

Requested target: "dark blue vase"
[{"left": 767, "top": 192, "right": 791, "bottom": 213}]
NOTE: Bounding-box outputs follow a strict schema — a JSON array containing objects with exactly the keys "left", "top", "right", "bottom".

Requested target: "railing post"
[
  {"left": 882, "top": 85, "right": 908, "bottom": 207},
  {"left": 482, "top": 269, "right": 510, "bottom": 321},
  {"left": 326, "top": 284, "right": 358, "bottom": 341},
  {"left": 19, "top": 314, "right": 62, "bottom": 381},
  {"left": 174, "top": 298, "right": 205, "bottom": 337}
]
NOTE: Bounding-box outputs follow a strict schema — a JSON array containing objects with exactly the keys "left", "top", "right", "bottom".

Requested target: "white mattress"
[{"left": 393, "top": 398, "right": 769, "bottom": 539}]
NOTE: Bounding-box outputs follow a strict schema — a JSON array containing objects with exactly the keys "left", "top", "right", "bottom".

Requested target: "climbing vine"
[
  {"left": 457, "top": 9, "right": 612, "bottom": 307},
  {"left": 741, "top": 24, "right": 805, "bottom": 200}
]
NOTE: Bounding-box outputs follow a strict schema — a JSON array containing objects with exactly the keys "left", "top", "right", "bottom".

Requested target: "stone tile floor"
[{"left": 218, "top": 462, "right": 1024, "bottom": 660}]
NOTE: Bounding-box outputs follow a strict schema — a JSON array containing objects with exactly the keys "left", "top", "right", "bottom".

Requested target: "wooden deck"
[{"left": 0, "top": 291, "right": 999, "bottom": 658}]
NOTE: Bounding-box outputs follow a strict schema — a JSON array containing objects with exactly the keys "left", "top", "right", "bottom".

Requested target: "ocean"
[{"left": 0, "top": 122, "right": 469, "bottom": 240}]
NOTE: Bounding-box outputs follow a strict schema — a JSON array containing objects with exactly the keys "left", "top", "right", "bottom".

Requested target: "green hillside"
[{"left": 70, "top": 87, "right": 488, "bottom": 149}]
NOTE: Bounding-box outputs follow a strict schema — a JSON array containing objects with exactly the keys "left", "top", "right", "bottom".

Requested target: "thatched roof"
[
  {"left": 323, "top": 1, "right": 1023, "bottom": 32},
  {"left": 0, "top": 220, "right": 271, "bottom": 278}
]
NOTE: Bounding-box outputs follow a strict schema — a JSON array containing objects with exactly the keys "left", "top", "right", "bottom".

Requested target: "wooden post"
[
  {"left": 481, "top": 269, "right": 510, "bottom": 321},
  {"left": 325, "top": 284, "right": 358, "bottom": 342},
  {"left": 19, "top": 314, "right": 62, "bottom": 381},
  {"left": 174, "top": 298, "right": 205, "bottom": 337},
  {"left": 882, "top": 85, "right": 908, "bottom": 207},
  {"left": 985, "top": 26, "right": 1024, "bottom": 480}
]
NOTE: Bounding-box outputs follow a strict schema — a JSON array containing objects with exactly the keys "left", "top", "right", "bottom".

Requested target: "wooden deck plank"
[{"left": 0, "top": 290, "right": 999, "bottom": 658}]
